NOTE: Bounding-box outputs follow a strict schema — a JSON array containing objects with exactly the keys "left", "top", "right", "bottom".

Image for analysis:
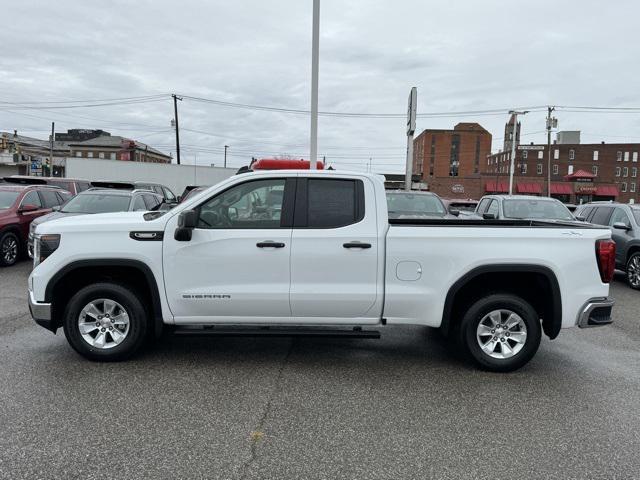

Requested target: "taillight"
[{"left": 596, "top": 239, "right": 616, "bottom": 283}]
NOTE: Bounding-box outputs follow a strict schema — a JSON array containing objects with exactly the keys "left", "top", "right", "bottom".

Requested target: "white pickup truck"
[{"left": 28, "top": 170, "right": 616, "bottom": 371}]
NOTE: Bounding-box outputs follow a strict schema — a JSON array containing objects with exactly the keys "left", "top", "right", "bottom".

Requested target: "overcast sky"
[{"left": 2, "top": 0, "right": 640, "bottom": 172}]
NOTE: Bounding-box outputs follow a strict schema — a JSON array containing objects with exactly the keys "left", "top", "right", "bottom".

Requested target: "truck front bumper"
[
  {"left": 28, "top": 290, "right": 55, "bottom": 332},
  {"left": 577, "top": 297, "right": 615, "bottom": 328}
]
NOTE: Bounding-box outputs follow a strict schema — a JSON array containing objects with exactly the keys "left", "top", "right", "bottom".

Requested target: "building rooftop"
[{"left": 68, "top": 135, "right": 170, "bottom": 158}]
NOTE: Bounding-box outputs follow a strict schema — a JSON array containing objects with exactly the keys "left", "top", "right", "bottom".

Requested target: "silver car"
[{"left": 28, "top": 188, "right": 162, "bottom": 258}]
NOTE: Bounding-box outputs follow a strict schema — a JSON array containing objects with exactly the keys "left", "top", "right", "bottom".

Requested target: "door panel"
[
  {"left": 163, "top": 177, "right": 293, "bottom": 322},
  {"left": 289, "top": 178, "right": 379, "bottom": 321},
  {"left": 164, "top": 228, "right": 292, "bottom": 320}
]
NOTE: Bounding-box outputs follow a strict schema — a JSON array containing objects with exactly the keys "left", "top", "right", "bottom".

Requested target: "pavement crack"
[{"left": 236, "top": 339, "right": 294, "bottom": 480}]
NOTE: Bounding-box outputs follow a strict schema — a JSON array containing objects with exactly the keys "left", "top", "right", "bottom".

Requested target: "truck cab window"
[
  {"left": 198, "top": 179, "right": 286, "bottom": 229},
  {"left": 307, "top": 179, "right": 363, "bottom": 228}
]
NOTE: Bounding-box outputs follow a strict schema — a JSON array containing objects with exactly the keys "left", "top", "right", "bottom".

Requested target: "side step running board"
[{"left": 173, "top": 326, "right": 381, "bottom": 339}]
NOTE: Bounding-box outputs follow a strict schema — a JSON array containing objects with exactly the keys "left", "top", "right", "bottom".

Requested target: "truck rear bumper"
[
  {"left": 28, "top": 290, "right": 55, "bottom": 332},
  {"left": 577, "top": 297, "right": 614, "bottom": 328}
]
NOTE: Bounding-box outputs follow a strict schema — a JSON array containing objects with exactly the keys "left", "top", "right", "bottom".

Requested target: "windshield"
[
  {"left": 61, "top": 194, "right": 131, "bottom": 213},
  {"left": 0, "top": 191, "right": 20, "bottom": 209},
  {"left": 503, "top": 199, "right": 574, "bottom": 220},
  {"left": 387, "top": 193, "right": 446, "bottom": 217},
  {"left": 632, "top": 208, "right": 640, "bottom": 225},
  {"left": 449, "top": 202, "right": 477, "bottom": 212}
]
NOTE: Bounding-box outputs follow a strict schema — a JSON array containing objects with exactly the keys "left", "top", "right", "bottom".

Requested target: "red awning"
[
  {"left": 550, "top": 183, "right": 573, "bottom": 195},
  {"left": 595, "top": 185, "right": 619, "bottom": 197},
  {"left": 516, "top": 182, "right": 542, "bottom": 194},
  {"left": 485, "top": 181, "right": 509, "bottom": 193},
  {"left": 564, "top": 169, "right": 596, "bottom": 181}
]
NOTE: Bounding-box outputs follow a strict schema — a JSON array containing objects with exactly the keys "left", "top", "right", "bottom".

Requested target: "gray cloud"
[{"left": 1, "top": 0, "right": 639, "bottom": 172}]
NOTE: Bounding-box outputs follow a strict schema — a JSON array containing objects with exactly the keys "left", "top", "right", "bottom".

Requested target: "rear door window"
[
  {"left": 590, "top": 207, "right": 614, "bottom": 226},
  {"left": 303, "top": 179, "right": 364, "bottom": 228}
]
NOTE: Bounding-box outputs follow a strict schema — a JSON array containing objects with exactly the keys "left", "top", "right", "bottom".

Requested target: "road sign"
[
  {"left": 407, "top": 87, "right": 417, "bottom": 136},
  {"left": 517, "top": 145, "right": 545, "bottom": 151}
]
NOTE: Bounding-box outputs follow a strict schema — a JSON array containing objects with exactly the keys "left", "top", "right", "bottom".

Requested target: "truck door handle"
[
  {"left": 343, "top": 242, "right": 371, "bottom": 249},
  {"left": 256, "top": 241, "right": 285, "bottom": 248}
]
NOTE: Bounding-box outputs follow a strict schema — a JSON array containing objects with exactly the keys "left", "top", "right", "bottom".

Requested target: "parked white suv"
[{"left": 28, "top": 170, "right": 615, "bottom": 371}]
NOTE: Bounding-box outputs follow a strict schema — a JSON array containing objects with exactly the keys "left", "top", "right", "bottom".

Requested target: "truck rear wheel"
[
  {"left": 459, "top": 294, "right": 541, "bottom": 372},
  {"left": 62, "top": 282, "right": 148, "bottom": 361}
]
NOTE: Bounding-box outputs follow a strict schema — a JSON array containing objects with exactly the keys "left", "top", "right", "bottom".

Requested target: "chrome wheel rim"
[
  {"left": 476, "top": 309, "right": 527, "bottom": 359},
  {"left": 78, "top": 299, "right": 130, "bottom": 349},
  {"left": 2, "top": 237, "right": 18, "bottom": 264},
  {"left": 627, "top": 256, "right": 640, "bottom": 287}
]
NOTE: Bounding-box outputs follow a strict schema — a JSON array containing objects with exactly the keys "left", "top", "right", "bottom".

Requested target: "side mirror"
[
  {"left": 175, "top": 210, "right": 198, "bottom": 241},
  {"left": 449, "top": 209, "right": 460, "bottom": 217},
  {"left": 613, "top": 222, "right": 631, "bottom": 231},
  {"left": 482, "top": 212, "right": 497, "bottom": 220},
  {"left": 51, "top": 205, "right": 61, "bottom": 212},
  {"left": 575, "top": 215, "right": 587, "bottom": 222},
  {"left": 19, "top": 204, "right": 38, "bottom": 213}
]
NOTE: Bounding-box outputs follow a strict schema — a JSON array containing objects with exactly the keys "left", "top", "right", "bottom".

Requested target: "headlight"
[{"left": 33, "top": 234, "right": 60, "bottom": 267}]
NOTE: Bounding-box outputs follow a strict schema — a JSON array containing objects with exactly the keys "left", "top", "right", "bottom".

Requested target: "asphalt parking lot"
[{"left": 1, "top": 261, "right": 639, "bottom": 480}]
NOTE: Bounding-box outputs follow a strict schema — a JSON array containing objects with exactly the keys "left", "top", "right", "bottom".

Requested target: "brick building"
[
  {"left": 69, "top": 136, "right": 172, "bottom": 164},
  {"left": 485, "top": 138, "right": 638, "bottom": 204},
  {"left": 412, "top": 122, "right": 492, "bottom": 199}
]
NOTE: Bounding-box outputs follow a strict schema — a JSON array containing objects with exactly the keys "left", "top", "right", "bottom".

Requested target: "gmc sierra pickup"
[{"left": 28, "top": 170, "right": 616, "bottom": 371}]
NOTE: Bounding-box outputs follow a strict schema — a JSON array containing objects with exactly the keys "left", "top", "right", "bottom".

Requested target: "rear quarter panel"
[{"left": 384, "top": 225, "right": 611, "bottom": 329}]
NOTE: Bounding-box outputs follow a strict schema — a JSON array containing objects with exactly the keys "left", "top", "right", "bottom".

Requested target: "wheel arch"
[
  {"left": 441, "top": 264, "right": 562, "bottom": 340},
  {"left": 45, "top": 259, "right": 164, "bottom": 337}
]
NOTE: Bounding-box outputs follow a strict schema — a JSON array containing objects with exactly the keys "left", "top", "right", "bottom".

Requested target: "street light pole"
[
  {"left": 508, "top": 110, "right": 528, "bottom": 195},
  {"left": 224, "top": 145, "right": 229, "bottom": 168},
  {"left": 309, "top": 0, "right": 320, "bottom": 170}
]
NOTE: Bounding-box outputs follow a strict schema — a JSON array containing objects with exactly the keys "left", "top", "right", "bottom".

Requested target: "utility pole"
[
  {"left": 508, "top": 110, "right": 528, "bottom": 195},
  {"left": 49, "top": 122, "right": 54, "bottom": 177},
  {"left": 224, "top": 145, "right": 229, "bottom": 168},
  {"left": 309, "top": 0, "right": 320, "bottom": 170},
  {"left": 172, "top": 94, "right": 182, "bottom": 165},
  {"left": 546, "top": 106, "right": 557, "bottom": 197}
]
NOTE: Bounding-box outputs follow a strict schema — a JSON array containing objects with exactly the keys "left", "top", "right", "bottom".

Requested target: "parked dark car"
[
  {"left": 90, "top": 180, "right": 177, "bottom": 205},
  {"left": 3, "top": 176, "right": 91, "bottom": 195},
  {"left": 28, "top": 188, "right": 163, "bottom": 257},
  {"left": 574, "top": 201, "right": 640, "bottom": 289},
  {"left": 386, "top": 191, "right": 457, "bottom": 219},
  {"left": 0, "top": 184, "right": 71, "bottom": 266}
]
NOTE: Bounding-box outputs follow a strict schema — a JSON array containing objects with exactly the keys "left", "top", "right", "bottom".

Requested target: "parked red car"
[{"left": 0, "top": 184, "right": 71, "bottom": 266}]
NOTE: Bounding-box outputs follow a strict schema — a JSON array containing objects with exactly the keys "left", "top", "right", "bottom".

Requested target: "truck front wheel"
[
  {"left": 63, "top": 282, "right": 148, "bottom": 361},
  {"left": 459, "top": 294, "right": 541, "bottom": 372}
]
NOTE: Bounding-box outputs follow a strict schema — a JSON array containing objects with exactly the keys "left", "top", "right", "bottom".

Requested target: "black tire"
[
  {"left": 459, "top": 294, "right": 541, "bottom": 372},
  {"left": 625, "top": 252, "right": 640, "bottom": 290},
  {"left": 0, "top": 231, "right": 20, "bottom": 267},
  {"left": 63, "top": 282, "right": 148, "bottom": 361}
]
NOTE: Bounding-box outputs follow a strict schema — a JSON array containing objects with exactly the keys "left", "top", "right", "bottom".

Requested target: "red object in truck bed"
[{"left": 251, "top": 158, "right": 325, "bottom": 170}]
